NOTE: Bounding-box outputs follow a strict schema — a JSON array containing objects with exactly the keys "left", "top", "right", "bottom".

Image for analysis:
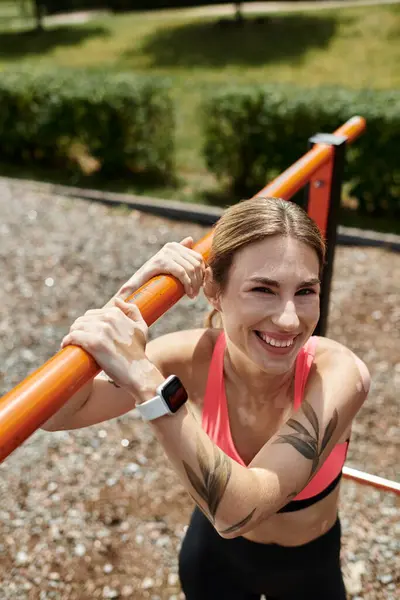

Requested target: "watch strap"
[{"left": 136, "top": 394, "right": 171, "bottom": 421}]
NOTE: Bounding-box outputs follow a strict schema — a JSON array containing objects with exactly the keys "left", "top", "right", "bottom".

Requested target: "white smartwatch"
[{"left": 135, "top": 375, "right": 188, "bottom": 421}]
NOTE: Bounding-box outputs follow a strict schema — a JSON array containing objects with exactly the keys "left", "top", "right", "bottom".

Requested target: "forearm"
[
  {"left": 43, "top": 287, "right": 129, "bottom": 431},
  {"left": 45, "top": 277, "right": 140, "bottom": 430},
  {"left": 146, "top": 405, "right": 277, "bottom": 538},
  {"left": 41, "top": 379, "right": 93, "bottom": 431}
]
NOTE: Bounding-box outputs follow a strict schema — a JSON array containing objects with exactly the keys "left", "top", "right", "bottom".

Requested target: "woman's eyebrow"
[
  {"left": 247, "top": 277, "right": 321, "bottom": 287},
  {"left": 298, "top": 278, "right": 321, "bottom": 287}
]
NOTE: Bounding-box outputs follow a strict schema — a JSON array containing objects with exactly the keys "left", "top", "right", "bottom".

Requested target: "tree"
[
  {"left": 234, "top": 2, "right": 244, "bottom": 23},
  {"left": 31, "top": 0, "right": 45, "bottom": 31}
]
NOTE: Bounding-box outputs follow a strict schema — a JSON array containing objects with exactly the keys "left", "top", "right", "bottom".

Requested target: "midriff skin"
[
  {"left": 243, "top": 485, "right": 341, "bottom": 546},
  {"left": 185, "top": 330, "right": 350, "bottom": 548}
]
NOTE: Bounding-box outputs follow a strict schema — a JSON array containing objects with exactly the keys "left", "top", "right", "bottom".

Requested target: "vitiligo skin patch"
[{"left": 353, "top": 355, "right": 371, "bottom": 395}]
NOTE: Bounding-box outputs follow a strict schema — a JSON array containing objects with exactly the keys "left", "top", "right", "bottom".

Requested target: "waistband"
[
  {"left": 192, "top": 506, "right": 342, "bottom": 568},
  {"left": 231, "top": 516, "right": 341, "bottom": 566}
]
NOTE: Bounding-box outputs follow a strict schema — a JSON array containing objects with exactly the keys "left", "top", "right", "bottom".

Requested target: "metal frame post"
[{"left": 306, "top": 133, "right": 347, "bottom": 337}]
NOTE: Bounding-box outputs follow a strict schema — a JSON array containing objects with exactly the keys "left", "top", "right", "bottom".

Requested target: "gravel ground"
[{"left": 0, "top": 178, "right": 398, "bottom": 600}]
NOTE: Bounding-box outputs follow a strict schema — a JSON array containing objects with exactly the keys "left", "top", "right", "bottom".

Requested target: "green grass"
[{"left": 0, "top": 3, "right": 399, "bottom": 230}]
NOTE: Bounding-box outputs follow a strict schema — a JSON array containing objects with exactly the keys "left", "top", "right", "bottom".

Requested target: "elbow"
[
  {"left": 41, "top": 423, "right": 59, "bottom": 432},
  {"left": 216, "top": 527, "right": 242, "bottom": 540},
  {"left": 41, "top": 419, "right": 66, "bottom": 432},
  {"left": 215, "top": 481, "right": 277, "bottom": 538},
  {"left": 215, "top": 507, "right": 273, "bottom": 540},
  {"left": 214, "top": 519, "right": 239, "bottom": 539},
  {"left": 40, "top": 419, "right": 56, "bottom": 432},
  {"left": 213, "top": 515, "right": 246, "bottom": 539},
  {"left": 216, "top": 519, "right": 259, "bottom": 540},
  {"left": 354, "top": 355, "right": 371, "bottom": 397}
]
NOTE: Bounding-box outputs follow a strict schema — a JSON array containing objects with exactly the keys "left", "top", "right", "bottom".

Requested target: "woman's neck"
[{"left": 223, "top": 345, "right": 296, "bottom": 411}]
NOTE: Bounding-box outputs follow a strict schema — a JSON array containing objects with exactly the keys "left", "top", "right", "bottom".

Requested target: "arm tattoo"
[
  {"left": 107, "top": 377, "right": 120, "bottom": 388},
  {"left": 182, "top": 435, "right": 231, "bottom": 523},
  {"left": 219, "top": 507, "right": 257, "bottom": 535},
  {"left": 182, "top": 435, "right": 256, "bottom": 531},
  {"left": 183, "top": 403, "right": 339, "bottom": 533},
  {"left": 273, "top": 400, "right": 339, "bottom": 494}
]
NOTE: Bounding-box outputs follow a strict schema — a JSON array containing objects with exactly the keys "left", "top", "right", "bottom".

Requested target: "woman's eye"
[
  {"left": 296, "top": 288, "right": 316, "bottom": 296},
  {"left": 251, "top": 287, "right": 316, "bottom": 295},
  {"left": 253, "top": 287, "right": 274, "bottom": 294}
]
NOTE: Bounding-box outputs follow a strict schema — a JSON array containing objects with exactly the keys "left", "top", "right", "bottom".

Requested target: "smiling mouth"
[{"left": 254, "top": 331, "right": 299, "bottom": 349}]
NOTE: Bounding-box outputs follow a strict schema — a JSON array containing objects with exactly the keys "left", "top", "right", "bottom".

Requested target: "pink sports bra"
[{"left": 202, "top": 332, "right": 349, "bottom": 512}]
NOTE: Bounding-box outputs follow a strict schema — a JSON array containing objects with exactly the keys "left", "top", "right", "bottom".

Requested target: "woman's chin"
[{"left": 259, "top": 359, "right": 296, "bottom": 376}]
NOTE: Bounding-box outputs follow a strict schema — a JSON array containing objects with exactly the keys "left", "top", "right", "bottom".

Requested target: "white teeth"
[{"left": 257, "top": 332, "right": 295, "bottom": 348}]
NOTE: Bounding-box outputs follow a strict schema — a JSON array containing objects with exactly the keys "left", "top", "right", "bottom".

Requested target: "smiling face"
[{"left": 207, "top": 235, "right": 321, "bottom": 376}]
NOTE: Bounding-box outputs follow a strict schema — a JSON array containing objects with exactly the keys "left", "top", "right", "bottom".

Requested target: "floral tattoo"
[
  {"left": 273, "top": 399, "right": 339, "bottom": 493},
  {"left": 182, "top": 435, "right": 256, "bottom": 533},
  {"left": 182, "top": 402, "right": 339, "bottom": 534}
]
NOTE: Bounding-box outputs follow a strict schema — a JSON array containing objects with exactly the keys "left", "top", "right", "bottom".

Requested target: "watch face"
[{"left": 163, "top": 376, "right": 188, "bottom": 413}]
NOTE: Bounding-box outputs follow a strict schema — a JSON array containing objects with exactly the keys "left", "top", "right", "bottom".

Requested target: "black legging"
[{"left": 179, "top": 507, "right": 347, "bottom": 600}]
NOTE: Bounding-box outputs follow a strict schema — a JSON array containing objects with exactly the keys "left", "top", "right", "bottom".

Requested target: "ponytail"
[{"left": 203, "top": 308, "right": 222, "bottom": 329}]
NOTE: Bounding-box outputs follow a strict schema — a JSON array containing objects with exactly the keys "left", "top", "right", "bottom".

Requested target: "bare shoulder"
[
  {"left": 314, "top": 336, "right": 370, "bottom": 389},
  {"left": 307, "top": 336, "right": 370, "bottom": 441},
  {"left": 314, "top": 335, "right": 353, "bottom": 366},
  {"left": 146, "top": 327, "right": 215, "bottom": 375},
  {"left": 146, "top": 327, "right": 221, "bottom": 404}
]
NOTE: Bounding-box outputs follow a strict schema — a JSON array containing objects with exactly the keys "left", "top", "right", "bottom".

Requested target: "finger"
[
  {"left": 70, "top": 314, "right": 96, "bottom": 327},
  {"left": 114, "top": 299, "right": 149, "bottom": 339},
  {"left": 60, "top": 331, "right": 95, "bottom": 352},
  {"left": 168, "top": 245, "right": 204, "bottom": 286},
  {"left": 172, "top": 259, "right": 195, "bottom": 296},
  {"left": 114, "top": 298, "right": 145, "bottom": 322},
  {"left": 115, "top": 274, "right": 144, "bottom": 299},
  {"left": 84, "top": 308, "right": 106, "bottom": 316},
  {"left": 103, "top": 294, "right": 125, "bottom": 307},
  {"left": 171, "top": 240, "right": 204, "bottom": 263},
  {"left": 173, "top": 242, "right": 205, "bottom": 275},
  {"left": 179, "top": 236, "right": 193, "bottom": 247},
  {"left": 155, "top": 253, "right": 193, "bottom": 296},
  {"left": 187, "top": 255, "right": 205, "bottom": 295},
  {"left": 171, "top": 252, "right": 204, "bottom": 296},
  {"left": 68, "top": 314, "right": 108, "bottom": 334}
]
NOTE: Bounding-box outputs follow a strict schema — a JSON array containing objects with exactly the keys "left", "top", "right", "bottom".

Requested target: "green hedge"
[
  {"left": 0, "top": 69, "right": 175, "bottom": 181},
  {"left": 202, "top": 85, "right": 400, "bottom": 217},
  {"left": 39, "top": 0, "right": 324, "bottom": 12},
  {"left": 108, "top": 1, "right": 311, "bottom": 12}
]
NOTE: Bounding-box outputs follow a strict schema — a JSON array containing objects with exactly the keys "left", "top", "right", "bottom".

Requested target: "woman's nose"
[{"left": 271, "top": 301, "right": 300, "bottom": 331}]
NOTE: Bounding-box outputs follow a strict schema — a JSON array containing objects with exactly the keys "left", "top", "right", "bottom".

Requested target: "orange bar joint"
[{"left": 0, "top": 116, "right": 370, "bottom": 466}]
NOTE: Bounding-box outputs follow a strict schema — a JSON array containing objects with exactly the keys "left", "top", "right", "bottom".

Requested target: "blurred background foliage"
[{"left": 0, "top": 0, "right": 399, "bottom": 232}]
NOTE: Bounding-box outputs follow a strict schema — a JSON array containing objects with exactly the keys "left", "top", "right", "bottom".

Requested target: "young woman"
[{"left": 43, "top": 197, "right": 370, "bottom": 599}]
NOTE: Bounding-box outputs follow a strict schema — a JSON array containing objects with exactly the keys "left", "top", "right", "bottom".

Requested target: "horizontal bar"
[
  {"left": 343, "top": 466, "right": 400, "bottom": 495},
  {"left": 257, "top": 116, "right": 365, "bottom": 200},
  {"left": 0, "top": 116, "right": 366, "bottom": 463},
  {"left": 0, "top": 233, "right": 213, "bottom": 462}
]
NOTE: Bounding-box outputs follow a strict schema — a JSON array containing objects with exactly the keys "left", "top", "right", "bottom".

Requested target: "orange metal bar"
[
  {"left": 258, "top": 116, "right": 365, "bottom": 202},
  {"left": 0, "top": 116, "right": 366, "bottom": 463}
]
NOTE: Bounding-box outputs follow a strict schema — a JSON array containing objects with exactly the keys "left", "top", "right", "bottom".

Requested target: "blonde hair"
[{"left": 203, "top": 197, "right": 326, "bottom": 329}]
